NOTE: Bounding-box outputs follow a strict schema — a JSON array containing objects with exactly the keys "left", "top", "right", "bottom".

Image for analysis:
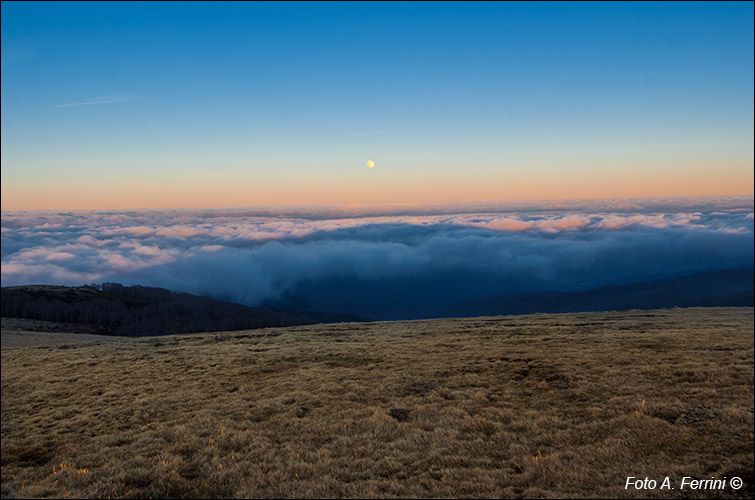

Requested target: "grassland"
[{"left": 1, "top": 308, "right": 753, "bottom": 498}]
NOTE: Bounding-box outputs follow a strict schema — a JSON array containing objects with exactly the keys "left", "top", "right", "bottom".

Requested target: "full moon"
[{"left": 367, "top": 160, "right": 375, "bottom": 168}]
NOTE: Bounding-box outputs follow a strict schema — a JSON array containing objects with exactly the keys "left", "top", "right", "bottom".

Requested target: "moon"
[{"left": 367, "top": 160, "right": 375, "bottom": 168}]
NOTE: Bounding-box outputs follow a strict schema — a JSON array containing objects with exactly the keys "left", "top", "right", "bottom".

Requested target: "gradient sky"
[{"left": 1, "top": 1, "right": 753, "bottom": 211}]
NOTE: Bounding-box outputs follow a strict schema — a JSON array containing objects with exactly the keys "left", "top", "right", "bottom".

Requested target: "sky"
[{"left": 1, "top": 1, "right": 753, "bottom": 211}]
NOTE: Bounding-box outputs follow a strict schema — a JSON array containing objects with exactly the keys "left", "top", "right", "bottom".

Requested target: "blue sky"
[{"left": 2, "top": 1, "right": 753, "bottom": 210}]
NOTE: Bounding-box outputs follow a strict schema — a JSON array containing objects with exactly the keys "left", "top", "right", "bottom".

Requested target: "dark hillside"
[
  {"left": 445, "top": 269, "right": 754, "bottom": 317},
  {"left": 1, "top": 283, "right": 365, "bottom": 336}
]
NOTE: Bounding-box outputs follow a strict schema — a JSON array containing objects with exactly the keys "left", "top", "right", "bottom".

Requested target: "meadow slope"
[{"left": 1, "top": 308, "right": 753, "bottom": 499}]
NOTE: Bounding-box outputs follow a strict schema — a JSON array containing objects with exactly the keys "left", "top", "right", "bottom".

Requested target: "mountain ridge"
[
  {"left": 0, "top": 283, "right": 366, "bottom": 336},
  {"left": 443, "top": 268, "right": 753, "bottom": 318},
  {"left": 2, "top": 268, "right": 752, "bottom": 336}
]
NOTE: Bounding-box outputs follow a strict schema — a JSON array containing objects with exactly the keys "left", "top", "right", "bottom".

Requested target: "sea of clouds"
[{"left": 2, "top": 196, "right": 753, "bottom": 311}]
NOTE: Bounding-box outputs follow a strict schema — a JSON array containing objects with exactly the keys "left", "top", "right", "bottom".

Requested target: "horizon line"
[{"left": 2, "top": 194, "right": 753, "bottom": 215}]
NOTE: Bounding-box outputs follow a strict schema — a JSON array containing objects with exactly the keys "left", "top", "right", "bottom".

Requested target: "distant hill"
[
  {"left": 272, "top": 267, "right": 754, "bottom": 321},
  {"left": 0, "top": 283, "right": 366, "bottom": 336},
  {"left": 444, "top": 269, "right": 754, "bottom": 317},
  {"left": 3, "top": 270, "right": 751, "bottom": 336}
]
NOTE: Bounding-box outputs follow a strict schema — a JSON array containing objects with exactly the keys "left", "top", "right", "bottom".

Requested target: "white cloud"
[
  {"left": 49, "top": 92, "right": 138, "bottom": 109},
  {"left": 2, "top": 197, "right": 752, "bottom": 310}
]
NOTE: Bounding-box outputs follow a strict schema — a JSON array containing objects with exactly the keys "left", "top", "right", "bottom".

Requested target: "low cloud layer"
[{"left": 2, "top": 197, "right": 753, "bottom": 313}]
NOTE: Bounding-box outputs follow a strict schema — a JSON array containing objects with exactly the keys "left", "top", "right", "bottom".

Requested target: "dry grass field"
[{"left": 1, "top": 308, "right": 753, "bottom": 499}]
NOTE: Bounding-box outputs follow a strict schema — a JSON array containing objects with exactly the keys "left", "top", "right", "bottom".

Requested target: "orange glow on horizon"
[{"left": 1, "top": 166, "right": 752, "bottom": 211}]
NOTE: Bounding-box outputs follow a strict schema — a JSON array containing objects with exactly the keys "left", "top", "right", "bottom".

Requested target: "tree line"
[{"left": 0, "top": 283, "right": 333, "bottom": 336}]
